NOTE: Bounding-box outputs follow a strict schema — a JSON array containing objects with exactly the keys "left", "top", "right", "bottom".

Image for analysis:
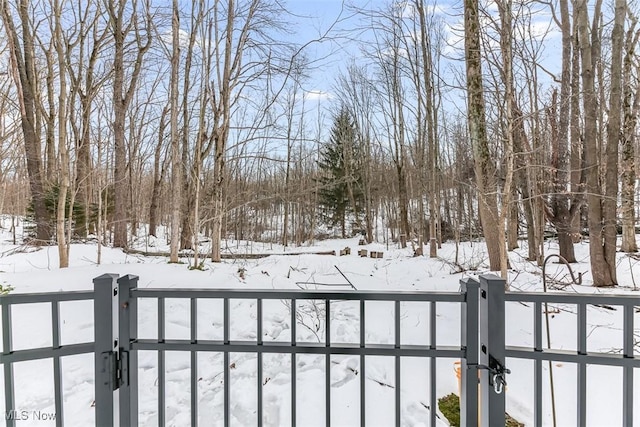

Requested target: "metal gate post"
[
  {"left": 94, "top": 274, "right": 118, "bottom": 426},
  {"left": 2, "top": 293, "right": 15, "bottom": 427},
  {"left": 479, "top": 274, "right": 506, "bottom": 426},
  {"left": 118, "top": 275, "right": 139, "bottom": 426},
  {"left": 460, "top": 277, "right": 480, "bottom": 426}
]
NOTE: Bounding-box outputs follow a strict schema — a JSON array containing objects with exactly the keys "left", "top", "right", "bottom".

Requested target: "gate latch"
[{"left": 475, "top": 355, "right": 510, "bottom": 394}]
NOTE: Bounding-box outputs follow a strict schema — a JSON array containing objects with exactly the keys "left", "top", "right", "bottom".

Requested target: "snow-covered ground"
[{"left": 0, "top": 218, "right": 639, "bottom": 426}]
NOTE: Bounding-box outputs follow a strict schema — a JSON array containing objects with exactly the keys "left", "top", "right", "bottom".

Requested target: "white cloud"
[{"left": 304, "top": 90, "right": 332, "bottom": 101}]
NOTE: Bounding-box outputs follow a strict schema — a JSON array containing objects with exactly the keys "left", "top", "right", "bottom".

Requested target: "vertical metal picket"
[
  {"left": 118, "top": 275, "right": 139, "bottom": 426},
  {"left": 190, "top": 297, "right": 198, "bottom": 427},
  {"left": 93, "top": 273, "right": 118, "bottom": 427},
  {"left": 622, "top": 303, "right": 634, "bottom": 427},
  {"left": 2, "top": 294, "right": 15, "bottom": 427},
  {"left": 460, "top": 277, "right": 480, "bottom": 427},
  {"left": 158, "top": 297, "right": 166, "bottom": 427},
  {"left": 479, "top": 274, "right": 506, "bottom": 427},
  {"left": 577, "top": 303, "right": 587, "bottom": 427},
  {"left": 52, "top": 300, "right": 63, "bottom": 427}
]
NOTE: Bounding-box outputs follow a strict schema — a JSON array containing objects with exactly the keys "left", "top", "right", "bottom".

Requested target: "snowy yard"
[{"left": 0, "top": 221, "right": 639, "bottom": 426}]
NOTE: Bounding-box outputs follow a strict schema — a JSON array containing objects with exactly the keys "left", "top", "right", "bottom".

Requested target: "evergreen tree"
[{"left": 318, "top": 108, "right": 364, "bottom": 237}]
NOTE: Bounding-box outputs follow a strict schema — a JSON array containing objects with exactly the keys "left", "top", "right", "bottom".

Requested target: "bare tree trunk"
[
  {"left": 169, "top": 0, "right": 181, "bottom": 263},
  {"left": 511, "top": 103, "right": 537, "bottom": 259},
  {"left": 413, "top": 0, "right": 440, "bottom": 257},
  {"left": 149, "top": 106, "right": 168, "bottom": 238},
  {"left": 53, "top": 0, "right": 69, "bottom": 267},
  {"left": 577, "top": 0, "right": 617, "bottom": 286},
  {"left": 621, "top": 16, "right": 639, "bottom": 253},
  {"left": 282, "top": 86, "right": 302, "bottom": 247},
  {"left": 179, "top": 2, "right": 202, "bottom": 251},
  {"left": 97, "top": 135, "right": 104, "bottom": 265},
  {"left": 77, "top": 34, "right": 104, "bottom": 236},
  {"left": 111, "top": 9, "right": 127, "bottom": 248},
  {"left": 507, "top": 196, "right": 518, "bottom": 251},
  {"left": 107, "top": 0, "right": 151, "bottom": 249},
  {"left": 209, "top": 0, "right": 236, "bottom": 263},
  {"left": 192, "top": 8, "right": 211, "bottom": 268},
  {"left": 546, "top": 0, "right": 579, "bottom": 262},
  {"left": 496, "top": 0, "right": 515, "bottom": 279},
  {"left": 76, "top": 27, "right": 105, "bottom": 237},
  {"left": 570, "top": 7, "right": 584, "bottom": 244},
  {"left": 45, "top": 43, "right": 56, "bottom": 187},
  {"left": 602, "top": 0, "right": 625, "bottom": 281},
  {"left": 464, "top": 0, "right": 501, "bottom": 271},
  {"left": 1, "top": 0, "right": 51, "bottom": 243}
]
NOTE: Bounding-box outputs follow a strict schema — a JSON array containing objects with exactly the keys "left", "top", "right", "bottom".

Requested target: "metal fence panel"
[
  {"left": 0, "top": 286, "right": 96, "bottom": 426},
  {"left": 2, "top": 272, "right": 637, "bottom": 426},
  {"left": 124, "top": 285, "right": 472, "bottom": 427}
]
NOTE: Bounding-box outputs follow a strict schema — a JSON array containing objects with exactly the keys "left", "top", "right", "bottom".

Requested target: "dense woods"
[{"left": 0, "top": 0, "right": 638, "bottom": 286}]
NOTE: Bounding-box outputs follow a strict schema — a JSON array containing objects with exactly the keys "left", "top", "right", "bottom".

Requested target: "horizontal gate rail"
[
  {"left": 505, "top": 291, "right": 639, "bottom": 305},
  {"left": 0, "top": 290, "right": 94, "bottom": 305},
  {"left": 0, "top": 342, "right": 95, "bottom": 364},
  {"left": 504, "top": 290, "right": 639, "bottom": 427},
  {"left": 131, "top": 287, "right": 466, "bottom": 302},
  {"left": 132, "top": 339, "right": 464, "bottom": 357},
  {"left": 504, "top": 347, "right": 640, "bottom": 366}
]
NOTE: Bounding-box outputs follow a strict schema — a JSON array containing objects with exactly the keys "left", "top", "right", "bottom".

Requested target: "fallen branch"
[
  {"left": 123, "top": 248, "right": 336, "bottom": 259},
  {"left": 334, "top": 265, "right": 357, "bottom": 290}
]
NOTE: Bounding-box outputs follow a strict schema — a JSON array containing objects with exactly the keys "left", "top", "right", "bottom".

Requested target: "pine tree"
[{"left": 318, "top": 108, "right": 364, "bottom": 237}]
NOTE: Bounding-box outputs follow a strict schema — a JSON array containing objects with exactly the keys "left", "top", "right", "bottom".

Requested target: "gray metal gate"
[
  {"left": 1, "top": 273, "right": 638, "bottom": 426},
  {"left": 107, "top": 274, "right": 489, "bottom": 427}
]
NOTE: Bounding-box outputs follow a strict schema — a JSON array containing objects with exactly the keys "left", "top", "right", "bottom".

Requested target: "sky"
[
  {"left": 279, "top": 0, "right": 562, "bottom": 110},
  {"left": 278, "top": 0, "right": 388, "bottom": 103}
]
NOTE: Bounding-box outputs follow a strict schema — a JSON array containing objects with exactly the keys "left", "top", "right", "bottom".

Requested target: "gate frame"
[{"left": 106, "top": 274, "right": 502, "bottom": 427}]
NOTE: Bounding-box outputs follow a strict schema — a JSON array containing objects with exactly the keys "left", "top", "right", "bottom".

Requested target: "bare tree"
[
  {"left": 366, "top": 3, "right": 412, "bottom": 246},
  {"left": 576, "top": 0, "right": 618, "bottom": 286},
  {"left": 206, "top": 0, "right": 294, "bottom": 261},
  {"left": 169, "top": 0, "right": 181, "bottom": 262},
  {"left": 149, "top": 104, "right": 169, "bottom": 237},
  {"left": 464, "top": 0, "right": 502, "bottom": 271},
  {"left": 621, "top": 12, "right": 639, "bottom": 253},
  {"left": 66, "top": 1, "right": 110, "bottom": 238},
  {"left": 281, "top": 79, "right": 306, "bottom": 247},
  {"left": 602, "top": 0, "right": 626, "bottom": 280},
  {"left": 52, "top": 0, "right": 70, "bottom": 267},
  {"left": 1, "top": 0, "right": 51, "bottom": 243},
  {"left": 542, "top": 0, "right": 583, "bottom": 263},
  {"left": 495, "top": 0, "right": 515, "bottom": 278},
  {"left": 403, "top": 0, "right": 443, "bottom": 257},
  {"left": 106, "top": 0, "right": 151, "bottom": 248}
]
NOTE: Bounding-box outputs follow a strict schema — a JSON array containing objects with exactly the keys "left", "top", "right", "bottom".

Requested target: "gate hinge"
[
  {"left": 116, "top": 349, "right": 130, "bottom": 389},
  {"left": 104, "top": 349, "right": 130, "bottom": 391}
]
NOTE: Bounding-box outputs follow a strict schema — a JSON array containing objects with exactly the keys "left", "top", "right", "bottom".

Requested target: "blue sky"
[
  {"left": 281, "top": 0, "right": 561, "bottom": 105},
  {"left": 283, "top": 0, "right": 368, "bottom": 101}
]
